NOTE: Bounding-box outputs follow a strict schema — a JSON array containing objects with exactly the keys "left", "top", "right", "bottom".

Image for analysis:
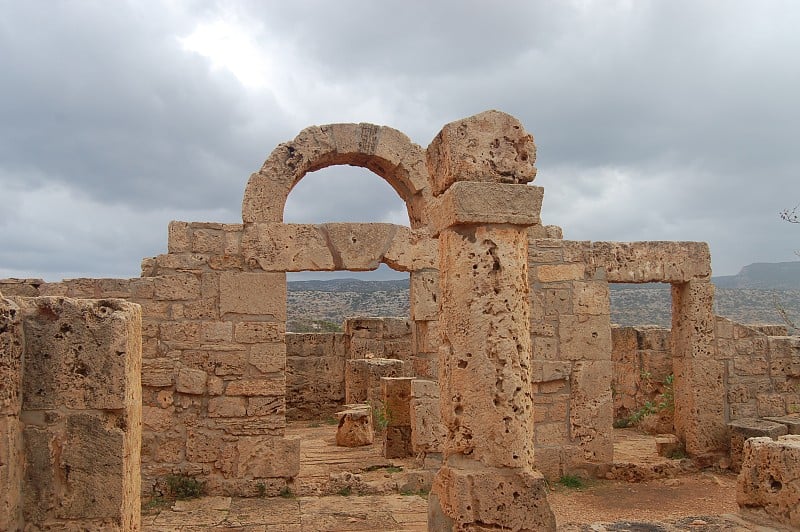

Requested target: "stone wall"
[
  {"left": 716, "top": 317, "right": 800, "bottom": 421},
  {"left": 285, "top": 317, "right": 412, "bottom": 420},
  {"left": 0, "top": 291, "right": 141, "bottom": 531},
  {"left": 610, "top": 319, "right": 800, "bottom": 434},
  {"left": 611, "top": 326, "right": 673, "bottom": 423}
]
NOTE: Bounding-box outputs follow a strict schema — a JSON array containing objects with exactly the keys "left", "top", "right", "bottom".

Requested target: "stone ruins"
[{"left": 1, "top": 110, "right": 798, "bottom": 530}]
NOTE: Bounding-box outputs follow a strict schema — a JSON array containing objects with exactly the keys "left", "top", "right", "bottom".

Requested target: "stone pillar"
[
  {"left": 671, "top": 279, "right": 725, "bottom": 457},
  {"left": 426, "top": 111, "right": 555, "bottom": 531},
  {"left": 0, "top": 293, "right": 23, "bottom": 532}
]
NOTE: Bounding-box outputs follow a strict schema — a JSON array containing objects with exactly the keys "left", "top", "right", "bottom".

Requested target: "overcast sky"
[{"left": 1, "top": 1, "right": 798, "bottom": 282}]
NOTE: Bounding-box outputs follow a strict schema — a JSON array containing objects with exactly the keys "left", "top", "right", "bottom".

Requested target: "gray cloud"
[{"left": 1, "top": 0, "right": 798, "bottom": 280}]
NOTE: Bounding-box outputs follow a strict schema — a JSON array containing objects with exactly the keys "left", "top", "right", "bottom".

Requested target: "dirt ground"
[{"left": 143, "top": 422, "right": 790, "bottom": 531}]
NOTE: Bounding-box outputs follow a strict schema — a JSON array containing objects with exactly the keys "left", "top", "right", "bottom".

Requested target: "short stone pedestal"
[
  {"left": 381, "top": 377, "right": 413, "bottom": 458},
  {"left": 737, "top": 435, "right": 800, "bottom": 529},
  {"left": 727, "top": 418, "right": 787, "bottom": 472},
  {"left": 335, "top": 405, "right": 374, "bottom": 447}
]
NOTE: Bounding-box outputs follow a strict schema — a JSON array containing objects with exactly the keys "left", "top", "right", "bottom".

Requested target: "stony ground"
[{"left": 142, "top": 423, "right": 791, "bottom": 531}]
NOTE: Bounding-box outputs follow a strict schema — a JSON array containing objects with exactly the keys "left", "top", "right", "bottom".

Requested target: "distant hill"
[
  {"left": 712, "top": 261, "right": 800, "bottom": 290},
  {"left": 286, "top": 262, "right": 800, "bottom": 332}
]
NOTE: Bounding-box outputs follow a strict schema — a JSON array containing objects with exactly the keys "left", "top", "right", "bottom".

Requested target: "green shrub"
[{"left": 165, "top": 474, "right": 205, "bottom": 500}]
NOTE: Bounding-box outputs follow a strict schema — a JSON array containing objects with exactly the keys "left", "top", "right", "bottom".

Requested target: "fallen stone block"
[
  {"left": 727, "top": 418, "right": 787, "bottom": 472},
  {"left": 737, "top": 435, "right": 800, "bottom": 529},
  {"left": 335, "top": 405, "right": 374, "bottom": 447}
]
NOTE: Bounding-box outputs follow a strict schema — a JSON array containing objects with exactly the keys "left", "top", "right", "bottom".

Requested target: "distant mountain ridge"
[
  {"left": 286, "top": 262, "right": 800, "bottom": 331},
  {"left": 712, "top": 261, "right": 800, "bottom": 290}
]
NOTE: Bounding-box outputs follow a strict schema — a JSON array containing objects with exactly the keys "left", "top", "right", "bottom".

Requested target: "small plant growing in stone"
[
  {"left": 165, "top": 474, "right": 205, "bottom": 500},
  {"left": 279, "top": 486, "right": 295, "bottom": 498},
  {"left": 337, "top": 486, "right": 352, "bottom": 496},
  {"left": 557, "top": 475, "right": 585, "bottom": 489},
  {"left": 256, "top": 482, "right": 267, "bottom": 497}
]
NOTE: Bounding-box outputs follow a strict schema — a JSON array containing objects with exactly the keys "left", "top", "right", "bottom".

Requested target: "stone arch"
[{"left": 242, "top": 123, "right": 433, "bottom": 229}]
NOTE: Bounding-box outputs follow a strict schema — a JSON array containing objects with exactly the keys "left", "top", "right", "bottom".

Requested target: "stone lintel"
[
  {"left": 429, "top": 182, "right": 543, "bottom": 233},
  {"left": 592, "top": 241, "right": 711, "bottom": 283}
]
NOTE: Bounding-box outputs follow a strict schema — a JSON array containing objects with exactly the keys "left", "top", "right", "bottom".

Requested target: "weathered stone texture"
[
  {"left": 335, "top": 405, "right": 374, "bottom": 447},
  {"left": 382, "top": 377, "right": 413, "bottom": 458},
  {"left": 428, "top": 181, "right": 543, "bottom": 232},
  {"left": 727, "top": 418, "right": 788, "bottom": 472},
  {"left": 410, "top": 379, "right": 446, "bottom": 455},
  {"left": 345, "top": 358, "right": 405, "bottom": 405},
  {"left": 2, "top": 296, "right": 142, "bottom": 531},
  {"left": 242, "top": 122, "right": 432, "bottom": 227},
  {"left": 426, "top": 110, "right": 537, "bottom": 196},
  {"left": 737, "top": 435, "right": 800, "bottom": 528}
]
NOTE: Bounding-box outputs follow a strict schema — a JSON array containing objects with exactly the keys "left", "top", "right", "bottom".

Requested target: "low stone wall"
[
  {"left": 716, "top": 317, "right": 800, "bottom": 421},
  {"left": 611, "top": 326, "right": 673, "bottom": 428},
  {"left": 0, "top": 292, "right": 141, "bottom": 531},
  {"left": 286, "top": 317, "right": 412, "bottom": 420}
]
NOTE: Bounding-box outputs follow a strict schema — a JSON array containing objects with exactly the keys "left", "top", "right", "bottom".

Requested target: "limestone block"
[
  {"left": 237, "top": 436, "right": 300, "bottom": 478},
  {"left": 384, "top": 426, "right": 412, "bottom": 458},
  {"left": 737, "top": 435, "right": 800, "bottom": 528},
  {"left": 345, "top": 317, "right": 384, "bottom": 338},
  {"left": 381, "top": 377, "right": 413, "bottom": 427},
  {"left": 764, "top": 415, "right": 800, "bottom": 434},
  {"left": 345, "top": 358, "right": 405, "bottom": 404},
  {"left": 410, "top": 269, "right": 439, "bottom": 321},
  {"left": 19, "top": 298, "right": 137, "bottom": 410},
  {"left": 592, "top": 241, "right": 711, "bottom": 282},
  {"left": 168, "top": 221, "right": 192, "bottom": 253},
  {"left": 728, "top": 418, "right": 788, "bottom": 472},
  {"left": 213, "top": 415, "right": 285, "bottom": 436},
  {"left": 322, "top": 222, "right": 398, "bottom": 271},
  {"left": 246, "top": 396, "right": 284, "bottom": 417},
  {"left": 191, "top": 228, "right": 226, "bottom": 254},
  {"left": 176, "top": 367, "right": 207, "bottom": 395},
  {"left": 183, "top": 349, "right": 247, "bottom": 377},
  {"left": 383, "top": 317, "right": 412, "bottom": 339},
  {"left": 142, "top": 405, "right": 175, "bottom": 431},
  {"left": 0, "top": 296, "right": 22, "bottom": 415},
  {"left": 430, "top": 465, "right": 555, "bottom": 531},
  {"left": 241, "top": 223, "right": 335, "bottom": 272},
  {"left": 0, "top": 416, "right": 23, "bottom": 532},
  {"left": 234, "top": 321, "right": 285, "bottom": 343},
  {"left": 219, "top": 272, "right": 286, "bottom": 319},
  {"left": 225, "top": 377, "right": 284, "bottom": 397},
  {"left": 410, "top": 380, "right": 445, "bottom": 454},
  {"left": 186, "top": 428, "right": 233, "bottom": 463},
  {"left": 249, "top": 342, "right": 286, "bottom": 374},
  {"left": 154, "top": 273, "right": 201, "bottom": 301},
  {"left": 573, "top": 281, "right": 611, "bottom": 315},
  {"left": 655, "top": 434, "right": 682, "bottom": 457},
  {"left": 426, "top": 110, "right": 537, "bottom": 196},
  {"left": 383, "top": 226, "right": 438, "bottom": 271},
  {"left": 208, "top": 397, "right": 247, "bottom": 417},
  {"left": 570, "top": 360, "right": 613, "bottom": 462},
  {"left": 535, "top": 264, "right": 586, "bottom": 283},
  {"left": 348, "top": 337, "right": 385, "bottom": 359},
  {"left": 429, "top": 181, "right": 543, "bottom": 233},
  {"left": 530, "top": 360, "right": 572, "bottom": 383},
  {"left": 558, "top": 314, "right": 612, "bottom": 361},
  {"left": 335, "top": 406, "right": 374, "bottom": 447},
  {"left": 757, "top": 392, "right": 786, "bottom": 417},
  {"left": 413, "top": 319, "right": 439, "bottom": 354},
  {"left": 141, "top": 358, "right": 176, "bottom": 387}
]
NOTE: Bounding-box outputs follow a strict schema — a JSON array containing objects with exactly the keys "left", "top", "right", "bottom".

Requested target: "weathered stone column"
[
  {"left": 426, "top": 111, "right": 555, "bottom": 531},
  {"left": 671, "top": 279, "right": 725, "bottom": 457}
]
